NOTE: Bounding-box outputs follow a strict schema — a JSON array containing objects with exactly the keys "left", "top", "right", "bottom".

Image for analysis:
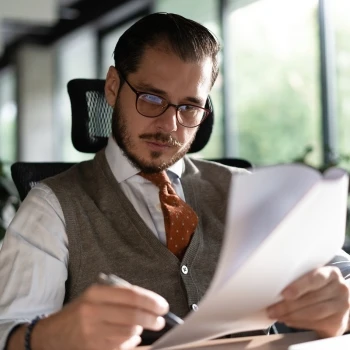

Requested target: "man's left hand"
[{"left": 267, "top": 266, "right": 350, "bottom": 338}]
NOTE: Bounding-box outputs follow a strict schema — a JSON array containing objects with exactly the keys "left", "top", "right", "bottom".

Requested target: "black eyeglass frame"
[{"left": 119, "top": 73, "right": 212, "bottom": 128}]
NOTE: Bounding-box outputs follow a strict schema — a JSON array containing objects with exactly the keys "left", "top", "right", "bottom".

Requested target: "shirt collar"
[{"left": 105, "top": 135, "right": 184, "bottom": 183}]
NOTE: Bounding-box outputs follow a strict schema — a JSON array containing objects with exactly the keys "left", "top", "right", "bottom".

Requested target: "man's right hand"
[{"left": 8, "top": 283, "right": 169, "bottom": 350}]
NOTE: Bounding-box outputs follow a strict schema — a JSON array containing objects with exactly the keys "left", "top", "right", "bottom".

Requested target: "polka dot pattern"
[{"left": 139, "top": 171, "right": 198, "bottom": 259}]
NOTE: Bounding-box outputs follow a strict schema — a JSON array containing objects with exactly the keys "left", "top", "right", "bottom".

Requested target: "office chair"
[
  {"left": 11, "top": 162, "right": 76, "bottom": 202},
  {"left": 11, "top": 79, "right": 252, "bottom": 201}
]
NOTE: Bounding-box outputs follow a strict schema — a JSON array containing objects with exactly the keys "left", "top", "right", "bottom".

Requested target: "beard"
[{"left": 111, "top": 97, "right": 197, "bottom": 173}]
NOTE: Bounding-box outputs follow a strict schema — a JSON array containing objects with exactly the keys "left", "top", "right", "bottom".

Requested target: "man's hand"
[
  {"left": 29, "top": 283, "right": 169, "bottom": 350},
  {"left": 267, "top": 266, "right": 350, "bottom": 338}
]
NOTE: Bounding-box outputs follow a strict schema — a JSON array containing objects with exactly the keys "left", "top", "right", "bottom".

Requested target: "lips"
[
  {"left": 148, "top": 141, "right": 170, "bottom": 146},
  {"left": 145, "top": 141, "right": 172, "bottom": 150},
  {"left": 139, "top": 133, "right": 182, "bottom": 148}
]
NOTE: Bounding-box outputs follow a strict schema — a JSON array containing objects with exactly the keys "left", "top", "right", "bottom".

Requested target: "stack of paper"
[{"left": 152, "top": 163, "right": 349, "bottom": 350}]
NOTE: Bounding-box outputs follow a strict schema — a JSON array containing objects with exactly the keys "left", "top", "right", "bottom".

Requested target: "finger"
[
  {"left": 119, "top": 335, "right": 142, "bottom": 350},
  {"left": 99, "top": 304, "right": 166, "bottom": 331},
  {"left": 104, "top": 334, "right": 142, "bottom": 350},
  {"left": 268, "top": 278, "right": 348, "bottom": 318},
  {"left": 75, "top": 321, "right": 143, "bottom": 350},
  {"left": 277, "top": 297, "right": 347, "bottom": 324},
  {"left": 83, "top": 319, "right": 143, "bottom": 339},
  {"left": 282, "top": 267, "right": 342, "bottom": 300},
  {"left": 104, "top": 324, "right": 143, "bottom": 338},
  {"left": 84, "top": 284, "right": 169, "bottom": 315},
  {"left": 279, "top": 311, "right": 349, "bottom": 338}
]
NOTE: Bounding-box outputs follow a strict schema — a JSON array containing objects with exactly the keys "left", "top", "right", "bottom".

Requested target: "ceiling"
[
  {"left": 0, "top": 0, "right": 134, "bottom": 68},
  {"left": 1, "top": 0, "right": 79, "bottom": 47}
]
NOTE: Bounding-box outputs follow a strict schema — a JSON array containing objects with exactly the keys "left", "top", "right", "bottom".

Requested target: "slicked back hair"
[{"left": 113, "top": 12, "right": 220, "bottom": 88}]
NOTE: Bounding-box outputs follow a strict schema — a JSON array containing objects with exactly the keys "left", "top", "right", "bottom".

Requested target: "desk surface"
[{"left": 139, "top": 332, "right": 319, "bottom": 350}]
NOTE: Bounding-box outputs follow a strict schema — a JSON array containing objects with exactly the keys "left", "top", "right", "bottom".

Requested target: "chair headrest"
[{"left": 67, "top": 79, "right": 214, "bottom": 154}]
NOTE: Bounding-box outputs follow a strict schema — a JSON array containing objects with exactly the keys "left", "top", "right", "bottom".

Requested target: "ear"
[{"left": 105, "top": 66, "right": 120, "bottom": 107}]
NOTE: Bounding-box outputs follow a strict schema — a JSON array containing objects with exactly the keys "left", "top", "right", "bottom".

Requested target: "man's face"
[{"left": 106, "top": 46, "right": 213, "bottom": 173}]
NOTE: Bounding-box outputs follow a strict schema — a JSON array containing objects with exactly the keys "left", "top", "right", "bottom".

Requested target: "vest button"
[
  {"left": 191, "top": 304, "right": 198, "bottom": 311},
  {"left": 181, "top": 265, "right": 188, "bottom": 274}
]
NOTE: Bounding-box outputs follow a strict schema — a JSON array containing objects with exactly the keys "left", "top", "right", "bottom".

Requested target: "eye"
[
  {"left": 179, "top": 105, "right": 197, "bottom": 112},
  {"left": 140, "top": 94, "right": 164, "bottom": 105}
]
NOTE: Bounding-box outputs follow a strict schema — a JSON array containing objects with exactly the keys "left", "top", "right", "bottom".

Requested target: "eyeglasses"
[{"left": 120, "top": 74, "right": 211, "bottom": 128}]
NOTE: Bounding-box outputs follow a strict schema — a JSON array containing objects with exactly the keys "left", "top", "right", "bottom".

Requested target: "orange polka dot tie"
[{"left": 139, "top": 171, "right": 198, "bottom": 259}]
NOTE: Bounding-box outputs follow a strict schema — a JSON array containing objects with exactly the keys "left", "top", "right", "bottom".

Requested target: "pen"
[{"left": 97, "top": 272, "right": 184, "bottom": 328}]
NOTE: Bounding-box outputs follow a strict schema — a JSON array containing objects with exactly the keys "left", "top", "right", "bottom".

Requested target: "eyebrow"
[{"left": 136, "top": 81, "right": 204, "bottom": 106}]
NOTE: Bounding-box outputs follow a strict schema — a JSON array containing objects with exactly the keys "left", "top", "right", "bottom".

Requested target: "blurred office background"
[{"left": 0, "top": 0, "right": 349, "bottom": 238}]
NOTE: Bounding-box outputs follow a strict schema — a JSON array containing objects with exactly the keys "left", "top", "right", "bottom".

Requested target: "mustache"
[{"left": 139, "top": 133, "right": 183, "bottom": 147}]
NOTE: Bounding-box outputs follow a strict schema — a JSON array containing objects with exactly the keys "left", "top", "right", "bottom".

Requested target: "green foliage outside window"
[{"left": 227, "top": 0, "right": 321, "bottom": 167}]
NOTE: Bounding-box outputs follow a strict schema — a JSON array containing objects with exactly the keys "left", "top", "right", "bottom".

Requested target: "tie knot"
[{"left": 139, "top": 171, "right": 170, "bottom": 189}]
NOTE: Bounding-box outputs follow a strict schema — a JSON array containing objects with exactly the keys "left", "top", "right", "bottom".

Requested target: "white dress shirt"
[{"left": 0, "top": 136, "right": 185, "bottom": 349}]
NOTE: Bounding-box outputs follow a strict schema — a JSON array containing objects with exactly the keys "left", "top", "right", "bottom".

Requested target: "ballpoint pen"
[{"left": 97, "top": 272, "right": 184, "bottom": 327}]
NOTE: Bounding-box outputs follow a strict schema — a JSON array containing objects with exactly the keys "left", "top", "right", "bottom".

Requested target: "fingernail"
[
  {"left": 120, "top": 335, "right": 142, "bottom": 350},
  {"left": 156, "top": 316, "right": 166, "bottom": 330},
  {"left": 156, "top": 316, "right": 165, "bottom": 330},
  {"left": 158, "top": 297, "right": 169, "bottom": 312},
  {"left": 134, "top": 325, "right": 143, "bottom": 336}
]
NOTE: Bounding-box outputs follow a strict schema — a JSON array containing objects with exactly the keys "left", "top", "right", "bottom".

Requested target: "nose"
[{"left": 155, "top": 105, "right": 178, "bottom": 133}]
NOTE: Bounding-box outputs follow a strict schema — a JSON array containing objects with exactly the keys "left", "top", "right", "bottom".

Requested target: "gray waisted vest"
[{"left": 43, "top": 150, "right": 243, "bottom": 318}]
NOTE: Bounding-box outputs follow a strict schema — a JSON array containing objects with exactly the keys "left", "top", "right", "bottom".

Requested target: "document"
[{"left": 151, "top": 163, "right": 349, "bottom": 350}]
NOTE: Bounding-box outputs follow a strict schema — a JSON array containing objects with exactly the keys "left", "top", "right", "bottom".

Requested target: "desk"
[{"left": 139, "top": 332, "right": 318, "bottom": 349}]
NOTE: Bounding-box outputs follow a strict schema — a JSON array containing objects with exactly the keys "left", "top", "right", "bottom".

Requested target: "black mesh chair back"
[
  {"left": 68, "top": 79, "right": 113, "bottom": 153},
  {"left": 11, "top": 162, "right": 76, "bottom": 201}
]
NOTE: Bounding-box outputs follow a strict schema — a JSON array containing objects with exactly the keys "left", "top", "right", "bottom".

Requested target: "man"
[{"left": 1, "top": 12, "right": 350, "bottom": 350}]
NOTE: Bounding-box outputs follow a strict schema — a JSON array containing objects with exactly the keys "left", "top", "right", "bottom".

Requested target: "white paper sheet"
[{"left": 151, "top": 164, "right": 349, "bottom": 350}]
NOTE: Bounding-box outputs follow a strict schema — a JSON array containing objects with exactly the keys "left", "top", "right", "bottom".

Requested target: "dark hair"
[{"left": 113, "top": 12, "right": 220, "bottom": 88}]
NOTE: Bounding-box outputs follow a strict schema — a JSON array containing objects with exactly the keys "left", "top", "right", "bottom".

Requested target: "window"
[
  {"left": 55, "top": 28, "right": 97, "bottom": 162},
  {"left": 227, "top": 0, "right": 321, "bottom": 167},
  {"left": 154, "top": 0, "right": 223, "bottom": 158},
  {"left": 332, "top": 0, "right": 350, "bottom": 171},
  {"left": 0, "top": 67, "right": 17, "bottom": 175}
]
